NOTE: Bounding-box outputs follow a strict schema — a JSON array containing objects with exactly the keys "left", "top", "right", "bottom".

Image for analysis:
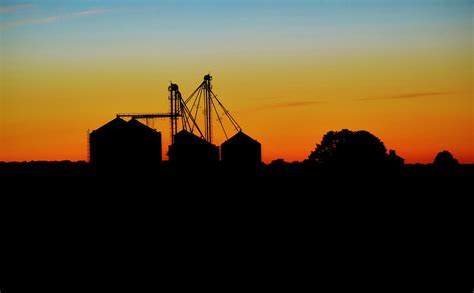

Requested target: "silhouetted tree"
[
  {"left": 265, "top": 158, "right": 290, "bottom": 176},
  {"left": 387, "top": 149, "right": 405, "bottom": 170},
  {"left": 269, "top": 158, "right": 287, "bottom": 166},
  {"left": 433, "top": 150, "right": 459, "bottom": 171},
  {"left": 308, "top": 129, "right": 387, "bottom": 170}
]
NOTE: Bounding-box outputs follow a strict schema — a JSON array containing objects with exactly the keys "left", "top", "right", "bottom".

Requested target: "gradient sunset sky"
[{"left": 1, "top": 0, "right": 472, "bottom": 163}]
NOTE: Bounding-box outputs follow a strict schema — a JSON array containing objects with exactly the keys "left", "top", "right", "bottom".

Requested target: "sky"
[{"left": 1, "top": 0, "right": 472, "bottom": 163}]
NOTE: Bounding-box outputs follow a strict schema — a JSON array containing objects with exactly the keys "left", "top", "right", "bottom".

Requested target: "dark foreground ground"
[{"left": 0, "top": 161, "right": 472, "bottom": 292}]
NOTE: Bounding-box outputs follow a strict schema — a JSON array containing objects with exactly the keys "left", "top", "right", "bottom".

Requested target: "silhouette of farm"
[
  {"left": 86, "top": 74, "right": 261, "bottom": 171},
  {"left": 1, "top": 74, "right": 472, "bottom": 193},
  {"left": 1, "top": 75, "right": 471, "bottom": 293}
]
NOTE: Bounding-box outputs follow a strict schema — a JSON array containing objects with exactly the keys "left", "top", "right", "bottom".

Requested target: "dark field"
[{"left": 1, "top": 161, "right": 471, "bottom": 292}]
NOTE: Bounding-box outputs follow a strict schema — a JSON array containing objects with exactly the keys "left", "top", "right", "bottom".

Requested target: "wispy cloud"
[
  {"left": 0, "top": 8, "right": 106, "bottom": 29},
  {"left": 0, "top": 4, "right": 34, "bottom": 13},
  {"left": 238, "top": 100, "right": 326, "bottom": 113},
  {"left": 358, "top": 92, "right": 452, "bottom": 101},
  {"left": 0, "top": 16, "right": 60, "bottom": 29},
  {"left": 266, "top": 101, "right": 325, "bottom": 110},
  {"left": 74, "top": 8, "right": 104, "bottom": 17}
]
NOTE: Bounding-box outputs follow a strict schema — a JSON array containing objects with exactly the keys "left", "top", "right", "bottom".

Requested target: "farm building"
[
  {"left": 221, "top": 131, "right": 261, "bottom": 170},
  {"left": 89, "top": 117, "right": 162, "bottom": 169},
  {"left": 168, "top": 130, "right": 219, "bottom": 165}
]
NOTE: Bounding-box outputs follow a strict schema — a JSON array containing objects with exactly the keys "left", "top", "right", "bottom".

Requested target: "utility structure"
[
  {"left": 186, "top": 74, "right": 241, "bottom": 144},
  {"left": 117, "top": 74, "right": 241, "bottom": 146},
  {"left": 91, "top": 74, "right": 260, "bottom": 168},
  {"left": 117, "top": 83, "right": 202, "bottom": 144}
]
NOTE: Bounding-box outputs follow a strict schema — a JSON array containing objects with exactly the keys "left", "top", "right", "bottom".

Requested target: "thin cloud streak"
[
  {"left": 0, "top": 4, "right": 34, "bottom": 13},
  {"left": 266, "top": 101, "right": 326, "bottom": 110},
  {"left": 75, "top": 8, "right": 104, "bottom": 17},
  {"left": 0, "top": 16, "right": 62, "bottom": 29},
  {"left": 0, "top": 8, "right": 106, "bottom": 29},
  {"left": 358, "top": 92, "right": 452, "bottom": 101},
  {"left": 237, "top": 100, "right": 326, "bottom": 113}
]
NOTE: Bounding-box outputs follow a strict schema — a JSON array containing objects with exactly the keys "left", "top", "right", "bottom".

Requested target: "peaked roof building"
[
  {"left": 168, "top": 130, "right": 219, "bottom": 165},
  {"left": 221, "top": 131, "right": 261, "bottom": 170},
  {"left": 90, "top": 117, "right": 162, "bottom": 169}
]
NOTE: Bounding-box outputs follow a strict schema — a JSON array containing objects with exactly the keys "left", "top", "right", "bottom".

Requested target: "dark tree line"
[
  {"left": 305, "top": 129, "right": 460, "bottom": 172},
  {"left": 308, "top": 129, "right": 388, "bottom": 168}
]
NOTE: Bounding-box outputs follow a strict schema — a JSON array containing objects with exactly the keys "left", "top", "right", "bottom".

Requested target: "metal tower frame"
[
  {"left": 185, "top": 74, "right": 241, "bottom": 144},
  {"left": 116, "top": 74, "right": 241, "bottom": 147},
  {"left": 117, "top": 83, "right": 203, "bottom": 144}
]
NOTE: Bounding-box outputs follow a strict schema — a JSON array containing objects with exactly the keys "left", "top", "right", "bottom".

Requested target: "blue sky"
[{"left": 2, "top": 0, "right": 471, "bottom": 60}]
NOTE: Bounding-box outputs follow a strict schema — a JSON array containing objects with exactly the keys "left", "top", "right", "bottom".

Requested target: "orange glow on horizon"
[{"left": 1, "top": 2, "right": 472, "bottom": 164}]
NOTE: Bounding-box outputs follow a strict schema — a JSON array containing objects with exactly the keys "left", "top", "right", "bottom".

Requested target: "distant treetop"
[
  {"left": 308, "top": 129, "right": 388, "bottom": 170},
  {"left": 433, "top": 150, "right": 459, "bottom": 170}
]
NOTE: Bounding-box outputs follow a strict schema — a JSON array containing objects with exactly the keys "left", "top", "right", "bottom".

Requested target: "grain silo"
[
  {"left": 126, "top": 118, "right": 162, "bottom": 166},
  {"left": 89, "top": 117, "right": 162, "bottom": 169},
  {"left": 168, "top": 130, "right": 219, "bottom": 166},
  {"left": 221, "top": 131, "right": 261, "bottom": 170}
]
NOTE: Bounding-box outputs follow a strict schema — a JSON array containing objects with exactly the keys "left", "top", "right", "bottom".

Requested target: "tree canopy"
[
  {"left": 433, "top": 150, "right": 459, "bottom": 170},
  {"left": 308, "top": 129, "right": 387, "bottom": 169}
]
